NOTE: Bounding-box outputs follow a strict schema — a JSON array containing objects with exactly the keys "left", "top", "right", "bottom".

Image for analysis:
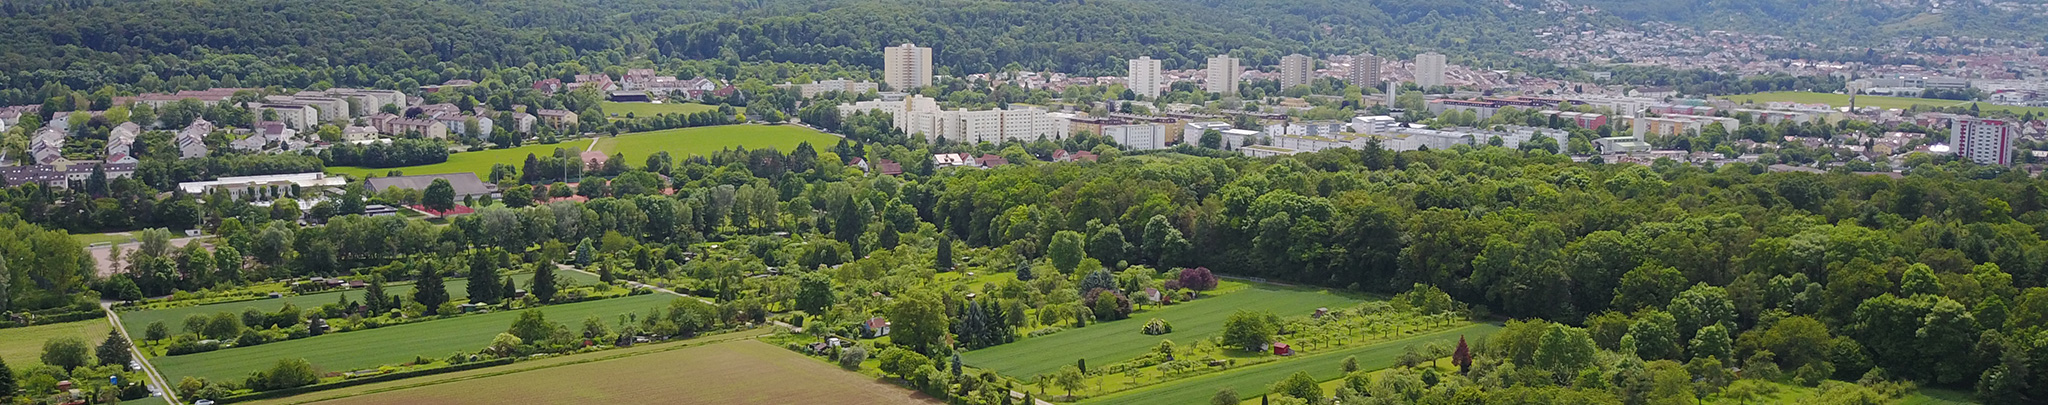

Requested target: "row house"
[{"left": 177, "top": 119, "right": 214, "bottom": 159}]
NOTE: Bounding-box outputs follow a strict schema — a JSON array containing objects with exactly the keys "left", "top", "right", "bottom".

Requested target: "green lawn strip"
[
  {"left": 1083, "top": 323, "right": 1500, "bottom": 405},
  {"left": 590, "top": 124, "right": 839, "bottom": 165},
  {"left": 118, "top": 271, "right": 600, "bottom": 340},
  {"left": 962, "top": 286, "right": 1362, "bottom": 379},
  {"left": 325, "top": 140, "right": 589, "bottom": 181},
  {"left": 598, "top": 101, "right": 729, "bottom": 119},
  {"left": 238, "top": 327, "right": 776, "bottom": 405},
  {"left": 152, "top": 293, "right": 675, "bottom": 383},
  {"left": 72, "top": 232, "right": 136, "bottom": 246},
  {"left": 1717, "top": 91, "right": 2048, "bottom": 115},
  {"left": 0, "top": 319, "right": 113, "bottom": 367}
]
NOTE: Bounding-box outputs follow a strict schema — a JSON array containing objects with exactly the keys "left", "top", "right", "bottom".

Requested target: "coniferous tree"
[
  {"left": 935, "top": 232, "right": 954, "bottom": 271},
  {"left": 467, "top": 250, "right": 502, "bottom": 304},
  {"left": 363, "top": 274, "right": 389, "bottom": 314},
  {"left": 414, "top": 264, "right": 449, "bottom": 314},
  {"left": 531, "top": 262, "right": 558, "bottom": 303},
  {"left": 96, "top": 329, "right": 131, "bottom": 367}
]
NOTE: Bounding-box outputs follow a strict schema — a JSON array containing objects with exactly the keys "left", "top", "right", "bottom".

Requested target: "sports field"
[
  {"left": 1084, "top": 323, "right": 1500, "bottom": 405},
  {"left": 1719, "top": 91, "right": 2048, "bottom": 115},
  {"left": 118, "top": 271, "right": 599, "bottom": 341},
  {"left": 308, "top": 339, "right": 935, "bottom": 405},
  {"left": 151, "top": 293, "right": 672, "bottom": 383},
  {"left": 0, "top": 319, "right": 113, "bottom": 368},
  {"left": 599, "top": 102, "right": 731, "bottom": 119},
  {"left": 325, "top": 141, "right": 590, "bottom": 181},
  {"left": 591, "top": 124, "right": 840, "bottom": 165},
  {"left": 962, "top": 286, "right": 1361, "bottom": 379}
]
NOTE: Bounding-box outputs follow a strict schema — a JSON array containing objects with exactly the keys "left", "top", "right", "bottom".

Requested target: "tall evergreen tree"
[
  {"left": 363, "top": 274, "right": 389, "bottom": 314},
  {"left": 467, "top": 250, "right": 502, "bottom": 304},
  {"left": 96, "top": 329, "right": 131, "bottom": 367},
  {"left": 935, "top": 232, "right": 954, "bottom": 271},
  {"left": 531, "top": 262, "right": 558, "bottom": 303},
  {"left": 575, "top": 238, "right": 595, "bottom": 266},
  {"left": 414, "top": 263, "right": 449, "bottom": 314}
]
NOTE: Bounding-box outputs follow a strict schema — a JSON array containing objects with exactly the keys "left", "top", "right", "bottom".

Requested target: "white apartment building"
[
  {"left": 787, "top": 79, "right": 879, "bottom": 98},
  {"left": 1103, "top": 123, "right": 1167, "bottom": 150},
  {"left": 1347, "top": 54, "right": 1382, "bottom": 88},
  {"left": 840, "top": 95, "right": 1063, "bottom": 144},
  {"left": 1128, "top": 56, "right": 1164, "bottom": 98},
  {"left": 1953, "top": 118, "right": 2014, "bottom": 165},
  {"left": 1350, "top": 115, "right": 1398, "bottom": 134},
  {"left": 883, "top": 43, "right": 934, "bottom": 90},
  {"left": 1630, "top": 114, "right": 1739, "bottom": 140},
  {"left": 1278, "top": 54, "right": 1315, "bottom": 90},
  {"left": 1205, "top": 55, "right": 1241, "bottom": 95},
  {"left": 1415, "top": 52, "right": 1447, "bottom": 88}
]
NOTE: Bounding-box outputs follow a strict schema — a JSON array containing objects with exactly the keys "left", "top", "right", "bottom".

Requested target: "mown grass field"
[
  {"left": 307, "top": 339, "right": 935, "bottom": 405},
  {"left": 1085, "top": 323, "right": 1500, "bottom": 405},
  {"left": 325, "top": 140, "right": 590, "bottom": 181},
  {"left": 1719, "top": 91, "right": 2048, "bottom": 115},
  {"left": 962, "top": 285, "right": 1362, "bottom": 379},
  {"left": 71, "top": 232, "right": 136, "bottom": 246},
  {"left": 591, "top": 124, "right": 840, "bottom": 165},
  {"left": 599, "top": 102, "right": 731, "bottom": 119},
  {"left": 117, "top": 271, "right": 599, "bottom": 341},
  {"left": 237, "top": 328, "right": 774, "bottom": 405},
  {"left": 150, "top": 291, "right": 669, "bottom": 383},
  {"left": 0, "top": 319, "right": 113, "bottom": 368}
]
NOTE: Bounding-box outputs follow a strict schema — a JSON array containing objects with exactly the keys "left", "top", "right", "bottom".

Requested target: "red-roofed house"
[{"left": 975, "top": 154, "right": 1009, "bottom": 168}]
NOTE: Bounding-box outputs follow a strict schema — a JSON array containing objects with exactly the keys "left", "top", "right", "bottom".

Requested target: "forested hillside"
[
  {"left": 0, "top": 0, "right": 1585, "bottom": 104},
  {"left": 1575, "top": 0, "right": 2048, "bottom": 45}
]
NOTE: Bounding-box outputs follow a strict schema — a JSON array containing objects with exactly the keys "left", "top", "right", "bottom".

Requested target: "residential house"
[
  {"left": 177, "top": 119, "right": 214, "bottom": 159},
  {"left": 105, "top": 122, "right": 141, "bottom": 164},
  {"left": 535, "top": 109, "right": 579, "bottom": 129}
]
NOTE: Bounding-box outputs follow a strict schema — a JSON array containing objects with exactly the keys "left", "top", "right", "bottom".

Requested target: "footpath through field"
[{"left": 103, "top": 301, "right": 177, "bottom": 404}]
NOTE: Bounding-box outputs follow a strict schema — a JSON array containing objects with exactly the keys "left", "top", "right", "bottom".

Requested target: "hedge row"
[
  {"left": 213, "top": 358, "right": 516, "bottom": 404},
  {"left": 0, "top": 310, "right": 107, "bottom": 329}
]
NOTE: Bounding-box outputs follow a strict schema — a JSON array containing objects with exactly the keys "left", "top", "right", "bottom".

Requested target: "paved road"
[{"left": 102, "top": 301, "right": 178, "bottom": 405}]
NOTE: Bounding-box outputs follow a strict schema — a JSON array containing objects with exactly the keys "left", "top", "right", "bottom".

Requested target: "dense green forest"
[
  {"left": 1576, "top": 0, "right": 2048, "bottom": 46},
  {"left": 0, "top": 0, "right": 1597, "bottom": 105}
]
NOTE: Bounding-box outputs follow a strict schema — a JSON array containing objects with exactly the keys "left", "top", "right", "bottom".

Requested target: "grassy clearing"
[
  {"left": 238, "top": 327, "right": 775, "bottom": 405},
  {"left": 962, "top": 285, "right": 1362, "bottom": 379},
  {"left": 598, "top": 102, "right": 729, "bottom": 119},
  {"left": 1084, "top": 323, "right": 1500, "bottom": 405},
  {"left": 1719, "top": 91, "right": 2048, "bottom": 115},
  {"left": 149, "top": 287, "right": 662, "bottom": 383},
  {"left": 0, "top": 319, "right": 113, "bottom": 368},
  {"left": 306, "top": 339, "right": 935, "bottom": 405},
  {"left": 117, "top": 271, "right": 600, "bottom": 341},
  {"left": 591, "top": 124, "right": 839, "bottom": 165},
  {"left": 325, "top": 140, "right": 589, "bottom": 181},
  {"left": 72, "top": 232, "right": 136, "bottom": 246}
]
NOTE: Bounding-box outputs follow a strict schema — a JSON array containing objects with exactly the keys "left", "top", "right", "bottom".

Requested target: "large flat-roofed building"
[
  {"left": 1128, "top": 56, "right": 1164, "bottom": 98},
  {"left": 1953, "top": 118, "right": 2014, "bottom": 165},
  {"left": 1204, "top": 55, "right": 1241, "bottom": 95},
  {"left": 1630, "top": 114, "right": 1739, "bottom": 139},
  {"left": 1414, "top": 52, "right": 1447, "bottom": 88},
  {"left": 1278, "top": 54, "right": 1315, "bottom": 90},
  {"left": 883, "top": 43, "right": 934, "bottom": 90},
  {"left": 1102, "top": 123, "right": 1167, "bottom": 150},
  {"left": 1347, "top": 53, "right": 1382, "bottom": 88},
  {"left": 839, "top": 95, "right": 1063, "bottom": 144},
  {"left": 176, "top": 172, "right": 346, "bottom": 196}
]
